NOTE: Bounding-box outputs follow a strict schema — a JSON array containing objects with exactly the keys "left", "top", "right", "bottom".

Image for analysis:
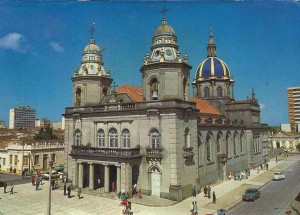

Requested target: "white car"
[
  {"left": 273, "top": 170, "right": 285, "bottom": 180},
  {"left": 42, "top": 171, "right": 62, "bottom": 180}
]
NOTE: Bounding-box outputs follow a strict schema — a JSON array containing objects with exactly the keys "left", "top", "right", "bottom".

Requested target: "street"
[{"left": 227, "top": 160, "right": 300, "bottom": 215}]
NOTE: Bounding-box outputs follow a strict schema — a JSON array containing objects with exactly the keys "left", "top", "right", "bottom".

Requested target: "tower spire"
[
  {"left": 207, "top": 25, "right": 217, "bottom": 57},
  {"left": 89, "top": 23, "right": 96, "bottom": 44},
  {"left": 161, "top": 0, "right": 167, "bottom": 19}
]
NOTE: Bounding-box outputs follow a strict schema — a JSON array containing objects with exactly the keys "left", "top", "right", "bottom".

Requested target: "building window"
[
  {"left": 150, "top": 129, "right": 160, "bottom": 149},
  {"left": 233, "top": 134, "right": 237, "bottom": 156},
  {"left": 109, "top": 128, "right": 118, "bottom": 148},
  {"left": 150, "top": 78, "right": 159, "bottom": 100},
  {"left": 226, "top": 134, "right": 230, "bottom": 156},
  {"left": 75, "top": 130, "right": 82, "bottom": 146},
  {"left": 3, "top": 158, "right": 6, "bottom": 165},
  {"left": 206, "top": 136, "right": 212, "bottom": 162},
  {"left": 217, "top": 86, "right": 223, "bottom": 97},
  {"left": 14, "top": 155, "right": 18, "bottom": 165},
  {"left": 23, "top": 156, "right": 29, "bottom": 166},
  {"left": 122, "top": 129, "right": 130, "bottom": 148},
  {"left": 240, "top": 133, "right": 245, "bottom": 153},
  {"left": 9, "top": 155, "right": 12, "bottom": 165},
  {"left": 185, "top": 128, "right": 191, "bottom": 148},
  {"left": 75, "top": 88, "right": 82, "bottom": 106},
  {"left": 102, "top": 87, "right": 108, "bottom": 95},
  {"left": 204, "top": 87, "right": 210, "bottom": 99},
  {"left": 34, "top": 155, "right": 39, "bottom": 165},
  {"left": 217, "top": 135, "right": 221, "bottom": 153},
  {"left": 98, "top": 129, "right": 105, "bottom": 147},
  {"left": 51, "top": 154, "right": 56, "bottom": 163}
]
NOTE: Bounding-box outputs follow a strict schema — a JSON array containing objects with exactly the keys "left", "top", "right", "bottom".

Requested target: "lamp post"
[
  {"left": 47, "top": 159, "right": 53, "bottom": 215},
  {"left": 18, "top": 135, "right": 24, "bottom": 179}
]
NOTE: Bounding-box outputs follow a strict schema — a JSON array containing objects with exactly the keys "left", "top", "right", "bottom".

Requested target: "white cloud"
[
  {"left": 49, "top": 41, "right": 64, "bottom": 53},
  {"left": 260, "top": 104, "right": 266, "bottom": 109},
  {"left": 0, "top": 33, "right": 27, "bottom": 52}
]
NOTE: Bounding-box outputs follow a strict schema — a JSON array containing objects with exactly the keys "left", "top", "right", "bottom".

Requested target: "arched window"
[
  {"left": 122, "top": 129, "right": 130, "bottom": 148},
  {"left": 217, "top": 86, "right": 223, "bottom": 98},
  {"left": 102, "top": 87, "right": 108, "bottom": 95},
  {"left": 98, "top": 129, "right": 105, "bottom": 147},
  {"left": 217, "top": 134, "right": 222, "bottom": 153},
  {"left": 225, "top": 134, "right": 230, "bottom": 156},
  {"left": 74, "top": 130, "right": 81, "bottom": 146},
  {"left": 109, "top": 128, "right": 118, "bottom": 148},
  {"left": 150, "top": 78, "right": 159, "bottom": 100},
  {"left": 150, "top": 129, "right": 160, "bottom": 149},
  {"left": 204, "top": 87, "right": 210, "bottom": 99},
  {"left": 233, "top": 134, "right": 237, "bottom": 156},
  {"left": 185, "top": 128, "right": 191, "bottom": 148},
  {"left": 240, "top": 132, "right": 245, "bottom": 153},
  {"left": 206, "top": 136, "right": 211, "bottom": 162},
  {"left": 75, "top": 88, "right": 82, "bottom": 106}
]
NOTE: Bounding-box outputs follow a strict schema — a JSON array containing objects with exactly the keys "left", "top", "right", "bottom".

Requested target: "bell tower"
[
  {"left": 72, "top": 28, "right": 113, "bottom": 107},
  {"left": 140, "top": 16, "right": 192, "bottom": 101}
]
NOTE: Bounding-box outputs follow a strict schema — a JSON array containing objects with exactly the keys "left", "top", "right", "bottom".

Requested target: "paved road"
[{"left": 226, "top": 160, "right": 300, "bottom": 215}]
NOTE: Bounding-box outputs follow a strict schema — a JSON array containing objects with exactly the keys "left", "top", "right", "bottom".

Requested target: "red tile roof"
[
  {"left": 191, "top": 98, "right": 221, "bottom": 115},
  {"left": 116, "top": 84, "right": 143, "bottom": 102},
  {"left": 116, "top": 85, "right": 221, "bottom": 115}
]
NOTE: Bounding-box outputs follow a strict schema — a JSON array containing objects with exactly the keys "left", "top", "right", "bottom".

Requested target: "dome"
[
  {"left": 195, "top": 57, "right": 230, "bottom": 80},
  {"left": 154, "top": 17, "right": 176, "bottom": 37},
  {"left": 83, "top": 38, "right": 101, "bottom": 54}
]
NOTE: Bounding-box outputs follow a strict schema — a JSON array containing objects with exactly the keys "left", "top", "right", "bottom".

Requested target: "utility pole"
[{"left": 47, "top": 160, "right": 53, "bottom": 215}]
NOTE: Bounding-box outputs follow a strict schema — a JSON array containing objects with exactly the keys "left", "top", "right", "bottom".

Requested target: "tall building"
[
  {"left": 288, "top": 87, "right": 300, "bottom": 132},
  {"left": 63, "top": 14, "right": 268, "bottom": 202},
  {"left": 9, "top": 106, "right": 36, "bottom": 129}
]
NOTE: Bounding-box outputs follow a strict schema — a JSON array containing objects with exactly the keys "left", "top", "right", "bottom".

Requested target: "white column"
[
  {"left": 117, "top": 165, "right": 121, "bottom": 193},
  {"left": 89, "top": 163, "right": 94, "bottom": 190},
  {"left": 104, "top": 165, "right": 110, "bottom": 193},
  {"left": 78, "top": 163, "right": 83, "bottom": 188}
]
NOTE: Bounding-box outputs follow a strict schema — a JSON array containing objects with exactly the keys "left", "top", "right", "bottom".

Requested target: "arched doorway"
[{"left": 149, "top": 166, "right": 161, "bottom": 196}]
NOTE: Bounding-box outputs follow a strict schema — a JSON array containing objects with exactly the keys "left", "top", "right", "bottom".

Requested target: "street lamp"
[{"left": 47, "top": 159, "right": 53, "bottom": 215}]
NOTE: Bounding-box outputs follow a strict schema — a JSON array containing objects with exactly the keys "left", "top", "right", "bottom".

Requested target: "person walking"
[
  {"left": 31, "top": 175, "right": 35, "bottom": 186},
  {"left": 77, "top": 188, "right": 81, "bottom": 199},
  {"left": 213, "top": 191, "right": 216, "bottom": 203},
  {"left": 3, "top": 181, "right": 7, "bottom": 194},
  {"left": 35, "top": 180, "right": 39, "bottom": 191},
  {"left": 67, "top": 185, "right": 71, "bottom": 198},
  {"left": 192, "top": 185, "right": 196, "bottom": 197},
  {"left": 207, "top": 185, "right": 211, "bottom": 199},
  {"left": 204, "top": 185, "right": 208, "bottom": 197},
  {"left": 194, "top": 201, "right": 198, "bottom": 215},
  {"left": 63, "top": 183, "right": 67, "bottom": 196},
  {"left": 257, "top": 166, "right": 261, "bottom": 174},
  {"left": 190, "top": 202, "right": 194, "bottom": 215},
  {"left": 10, "top": 184, "right": 14, "bottom": 194},
  {"left": 266, "top": 163, "right": 269, "bottom": 170}
]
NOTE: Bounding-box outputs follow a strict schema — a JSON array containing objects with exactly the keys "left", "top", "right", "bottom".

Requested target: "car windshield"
[{"left": 246, "top": 189, "right": 256, "bottom": 193}]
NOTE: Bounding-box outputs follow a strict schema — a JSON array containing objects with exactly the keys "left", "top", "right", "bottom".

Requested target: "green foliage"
[
  {"left": 268, "top": 126, "right": 280, "bottom": 135},
  {"left": 34, "top": 125, "right": 58, "bottom": 140}
]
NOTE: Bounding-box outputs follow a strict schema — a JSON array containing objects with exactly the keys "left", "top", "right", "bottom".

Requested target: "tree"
[{"left": 34, "top": 125, "right": 58, "bottom": 140}]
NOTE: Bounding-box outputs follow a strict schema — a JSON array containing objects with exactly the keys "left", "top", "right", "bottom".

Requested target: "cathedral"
[{"left": 63, "top": 14, "right": 269, "bottom": 202}]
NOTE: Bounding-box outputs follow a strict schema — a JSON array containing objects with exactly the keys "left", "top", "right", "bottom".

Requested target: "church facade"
[{"left": 63, "top": 16, "right": 269, "bottom": 202}]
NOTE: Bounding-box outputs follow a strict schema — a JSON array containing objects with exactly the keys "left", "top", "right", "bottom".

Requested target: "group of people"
[
  {"left": 227, "top": 168, "right": 250, "bottom": 181},
  {"left": 119, "top": 192, "right": 132, "bottom": 215},
  {"left": 63, "top": 182, "right": 75, "bottom": 198},
  {"left": 204, "top": 185, "right": 216, "bottom": 203},
  {"left": 190, "top": 201, "right": 198, "bottom": 215}
]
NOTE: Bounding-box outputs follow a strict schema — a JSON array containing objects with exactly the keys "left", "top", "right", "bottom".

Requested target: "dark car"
[{"left": 242, "top": 188, "right": 260, "bottom": 201}]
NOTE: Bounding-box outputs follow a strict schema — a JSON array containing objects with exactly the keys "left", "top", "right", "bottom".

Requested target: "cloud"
[
  {"left": 49, "top": 41, "right": 64, "bottom": 53},
  {"left": 0, "top": 33, "right": 28, "bottom": 52},
  {"left": 260, "top": 104, "right": 266, "bottom": 109}
]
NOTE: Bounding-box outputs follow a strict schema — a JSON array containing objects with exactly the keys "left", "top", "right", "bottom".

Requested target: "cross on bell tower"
[
  {"left": 90, "top": 23, "right": 95, "bottom": 39},
  {"left": 160, "top": 0, "right": 167, "bottom": 18}
]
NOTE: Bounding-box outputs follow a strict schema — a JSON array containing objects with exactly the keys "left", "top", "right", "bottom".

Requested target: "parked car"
[
  {"left": 42, "top": 171, "right": 62, "bottom": 180},
  {"left": 273, "top": 170, "right": 285, "bottom": 181},
  {"left": 242, "top": 188, "right": 260, "bottom": 201}
]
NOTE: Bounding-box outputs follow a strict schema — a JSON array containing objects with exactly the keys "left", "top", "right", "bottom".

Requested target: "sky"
[{"left": 0, "top": 1, "right": 299, "bottom": 127}]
